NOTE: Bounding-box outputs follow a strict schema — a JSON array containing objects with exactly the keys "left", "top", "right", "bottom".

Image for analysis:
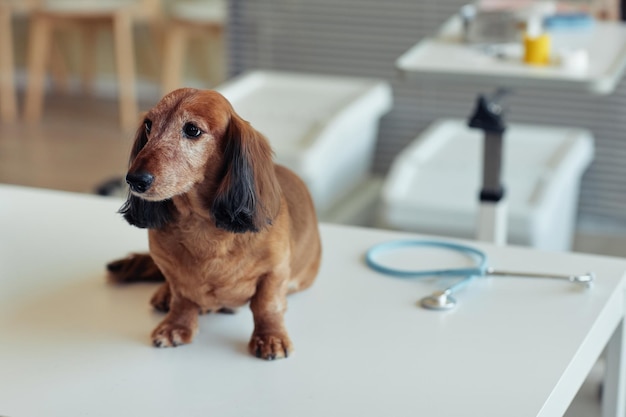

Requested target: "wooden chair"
[
  {"left": 161, "top": 0, "right": 227, "bottom": 95},
  {"left": 0, "top": 1, "right": 17, "bottom": 123},
  {"left": 0, "top": 0, "right": 43, "bottom": 123},
  {"left": 23, "top": 0, "right": 162, "bottom": 131}
]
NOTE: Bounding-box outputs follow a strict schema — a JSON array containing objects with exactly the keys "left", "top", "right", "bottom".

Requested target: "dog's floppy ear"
[
  {"left": 118, "top": 121, "right": 176, "bottom": 229},
  {"left": 211, "top": 114, "right": 280, "bottom": 233}
]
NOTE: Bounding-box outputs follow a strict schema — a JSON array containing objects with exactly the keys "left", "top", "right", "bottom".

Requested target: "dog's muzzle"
[{"left": 126, "top": 171, "right": 154, "bottom": 194}]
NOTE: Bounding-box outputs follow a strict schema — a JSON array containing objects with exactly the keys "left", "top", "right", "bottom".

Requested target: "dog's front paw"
[
  {"left": 249, "top": 333, "right": 293, "bottom": 360},
  {"left": 151, "top": 322, "right": 196, "bottom": 348}
]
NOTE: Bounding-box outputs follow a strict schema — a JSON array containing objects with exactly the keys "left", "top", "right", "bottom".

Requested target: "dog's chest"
[{"left": 149, "top": 228, "right": 267, "bottom": 309}]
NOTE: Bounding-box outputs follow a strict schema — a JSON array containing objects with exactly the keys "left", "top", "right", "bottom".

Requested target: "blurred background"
[{"left": 1, "top": 0, "right": 625, "bottom": 259}]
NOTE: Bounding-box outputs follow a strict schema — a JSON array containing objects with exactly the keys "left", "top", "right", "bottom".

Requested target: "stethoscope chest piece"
[{"left": 419, "top": 290, "right": 457, "bottom": 311}]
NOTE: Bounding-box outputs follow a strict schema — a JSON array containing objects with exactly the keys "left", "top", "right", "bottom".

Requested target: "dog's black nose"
[{"left": 126, "top": 172, "right": 154, "bottom": 193}]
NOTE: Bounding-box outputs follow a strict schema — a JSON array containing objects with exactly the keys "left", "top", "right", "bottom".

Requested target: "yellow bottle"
[{"left": 523, "top": 16, "right": 551, "bottom": 66}]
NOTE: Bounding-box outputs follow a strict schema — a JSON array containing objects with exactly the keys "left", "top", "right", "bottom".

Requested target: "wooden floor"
[{"left": 0, "top": 92, "right": 152, "bottom": 195}]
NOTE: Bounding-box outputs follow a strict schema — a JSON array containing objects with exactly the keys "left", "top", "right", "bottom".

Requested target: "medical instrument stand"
[{"left": 468, "top": 90, "right": 508, "bottom": 245}]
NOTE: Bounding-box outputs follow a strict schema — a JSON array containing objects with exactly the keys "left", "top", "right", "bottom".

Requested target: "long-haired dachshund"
[{"left": 106, "top": 88, "right": 321, "bottom": 360}]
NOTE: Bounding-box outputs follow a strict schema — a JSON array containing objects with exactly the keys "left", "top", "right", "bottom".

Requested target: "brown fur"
[{"left": 107, "top": 88, "right": 321, "bottom": 360}]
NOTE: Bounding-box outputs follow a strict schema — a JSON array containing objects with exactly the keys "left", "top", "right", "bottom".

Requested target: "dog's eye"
[
  {"left": 183, "top": 122, "right": 202, "bottom": 138},
  {"left": 144, "top": 119, "right": 152, "bottom": 134}
]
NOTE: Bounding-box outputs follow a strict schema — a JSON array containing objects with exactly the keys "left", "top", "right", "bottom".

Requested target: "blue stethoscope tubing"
[
  {"left": 365, "top": 239, "right": 489, "bottom": 296},
  {"left": 366, "top": 239, "right": 594, "bottom": 310}
]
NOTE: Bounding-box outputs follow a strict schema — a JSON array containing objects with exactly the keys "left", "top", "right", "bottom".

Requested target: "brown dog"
[{"left": 107, "top": 88, "right": 321, "bottom": 360}]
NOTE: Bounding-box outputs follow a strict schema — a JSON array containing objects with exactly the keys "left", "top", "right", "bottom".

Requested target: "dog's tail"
[{"left": 106, "top": 253, "right": 165, "bottom": 284}]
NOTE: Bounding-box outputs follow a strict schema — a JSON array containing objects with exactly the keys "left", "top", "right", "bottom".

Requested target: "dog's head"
[{"left": 120, "top": 88, "right": 280, "bottom": 233}]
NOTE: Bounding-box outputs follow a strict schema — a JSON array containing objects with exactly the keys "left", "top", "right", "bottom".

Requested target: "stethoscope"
[{"left": 365, "top": 239, "right": 595, "bottom": 311}]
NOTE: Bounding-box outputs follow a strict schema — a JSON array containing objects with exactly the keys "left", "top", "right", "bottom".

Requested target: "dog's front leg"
[
  {"left": 151, "top": 293, "right": 199, "bottom": 348},
  {"left": 248, "top": 271, "right": 292, "bottom": 360},
  {"left": 150, "top": 282, "right": 172, "bottom": 312}
]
